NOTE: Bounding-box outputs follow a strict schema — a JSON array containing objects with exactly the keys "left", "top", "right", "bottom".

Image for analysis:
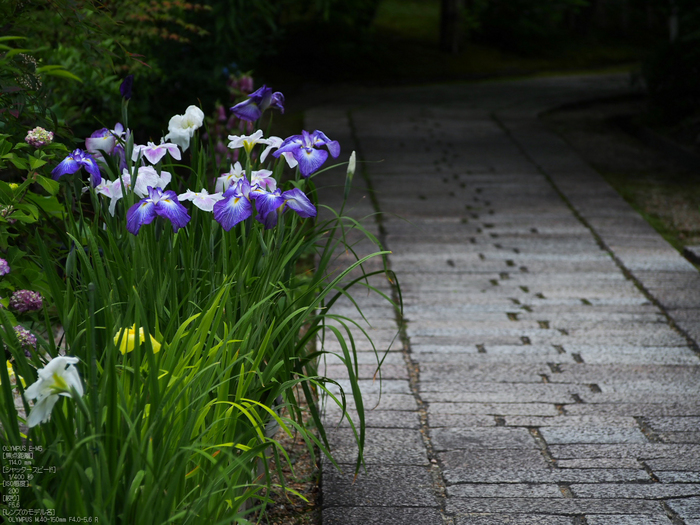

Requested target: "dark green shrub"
[{"left": 475, "top": 0, "right": 589, "bottom": 54}]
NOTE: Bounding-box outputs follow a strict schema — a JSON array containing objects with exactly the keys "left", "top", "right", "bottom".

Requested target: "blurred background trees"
[{"left": 1, "top": 0, "right": 698, "bottom": 145}]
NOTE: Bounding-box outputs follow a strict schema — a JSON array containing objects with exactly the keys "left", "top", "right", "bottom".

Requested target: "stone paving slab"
[
  {"left": 322, "top": 507, "right": 443, "bottom": 525},
  {"left": 445, "top": 497, "right": 663, "bottom": 514},
  {"left": 586, "top": 516, "right": 677, "bottom": 525},
  {"left": 316, "top": 74, "right": 700, "bottom": 524},
  {"left": 322, "top": 464, "right": 440, "bottom": 507}
]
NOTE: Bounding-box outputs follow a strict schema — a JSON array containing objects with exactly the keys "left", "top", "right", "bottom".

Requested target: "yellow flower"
[
  {"left": 8, "top": 183, "right": 19, "bottom": 190},
  {"left": 1, "top": 360, "right": 25, "bottom": 386},
  {"left": 114, "top": 325, "right": 161, "bottom": 355}
]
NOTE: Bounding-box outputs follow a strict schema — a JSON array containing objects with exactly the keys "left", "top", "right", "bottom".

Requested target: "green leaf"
[
  {"left": 28, "top": 156, "right": 47, "bottom": 170},
  {"left": 3, "top": 48, "right": 31, "bottom": 59},
  {"left": 8, "top": 156, "right": 28, "bottom": 170},
  {"left": 7, "top": 211, "right": 37, "bottom": 224},
  {"left": 37, "top": 67, "right": 83, "bottom": 83},
  {"left": 34, "top": 175, "right": 60, "bottom": 196}
]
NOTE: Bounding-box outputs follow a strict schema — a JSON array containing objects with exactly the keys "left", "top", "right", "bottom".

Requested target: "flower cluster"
[
  {"left": 13, "top": 325, "right": 37, "bottom": 356},
  {"left": 0, "top": 258, "right": 9, "bottom": 276},
  {"left": 51, "top": 84, "right": 340, "bottom": 237},
  {"left": 25, "top": 127, "right": 54, "bottom": 148},
  {"left": 213, "top": 171, "right": 316, "bottom": 231},
  {"left": 10, "top": 289, "right": 42, "bottom": 313}
]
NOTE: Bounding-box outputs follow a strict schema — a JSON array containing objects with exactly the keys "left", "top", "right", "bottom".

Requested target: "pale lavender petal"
[
  {"left": 85, "top": 128, "right": 116, "bottom": 156},
  {"left": 163, "top": 142, "right": 181, "bottom": 161},
  {"left": 178, "top": 189, "right": 197, "bottom": 202},
  {"left": 281, "top": 151, "right": 298, "bottom": 169},
  {"left": 251, "top": 169, "right": 276, "bottom": 191},
  {"left": 260, "top": 136, "right": 283, "bottom": 162},
  {"left": 143, "top": 144, "right": 167, "bottom": 164},
  {"left": 133, "top": 166, "right": 161, "bottom": 197}
]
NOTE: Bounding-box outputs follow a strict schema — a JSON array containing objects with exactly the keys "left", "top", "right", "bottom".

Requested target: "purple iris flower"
[
  {"left": 281, "top": 188, "right": 316, "bottom": 219},
  {"left": 126, "top": 186, "right": 190, "bottom": 235},
  {"left": 251, "top": 186, "right": 317, "bottom": 229},
  {"left": 120, "top": 75, "right": 134, "bottom": 100},
  {"left": 251, "top": 187, "right": 285, "bottom": 229},
  {"left": 273, "top": 130, "right": 340, "bottom": 177},
  {"left": 213, "top": 178, "right": 253, "bottom": 231},
  {"left": 230, "top": 85, "right": 284, "bottom": 122},
  {"left": 52, "top": 149, "right": 102, "bottom": 186}
]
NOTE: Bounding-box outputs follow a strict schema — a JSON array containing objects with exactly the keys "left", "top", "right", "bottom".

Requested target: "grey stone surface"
[
  {"left": 317, "top": 74, "right": 700, "bottom": 523},
  {"left": 327, "top": 427, "right": 429, "bottom": 465},
  {"left": 322, "top": 464, "right": 440, "bottom": 507},
  {"left": 447, "top": 483, "right": 563, "bottom": 498},
  {"left": 570, "top": 483, "right": 700, "bottom": 499},
  {"left": 446, "top": 497, "right": 662, "bottom": 514},
  {"left": 322, "top": 507, "right": 443, "bottom": 525},
  {"left": 443, "top": 468, "right": 650, "bottom": 484},
  {"left": 585, "top": 515, "right": 674, "bottom": 525},
  {"left": 539, "top": 427, "right": 649, "bottom": 444},
  {"left": 431, "top": 427, "right": 536, "bottom": 451},
  {"left": 454, "top": 516, "right": 575, "bottom": 525},
  {"left": 667, "top": 497, "right": 700, "bottom": 523}
]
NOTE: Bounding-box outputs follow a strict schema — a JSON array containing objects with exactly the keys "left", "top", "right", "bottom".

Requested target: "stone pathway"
[{"left": 308, "top": 74, "right": 700, "bottom": 524}]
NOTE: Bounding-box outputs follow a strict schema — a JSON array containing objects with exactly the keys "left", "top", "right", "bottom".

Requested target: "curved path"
[{"left": 310, "top": 74, "right": 700, "bottom": 525}]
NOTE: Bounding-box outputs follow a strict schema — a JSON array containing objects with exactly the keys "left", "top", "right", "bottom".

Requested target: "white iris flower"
[{"left": 24, "top": 356, "right": 83, "bottom": 428}]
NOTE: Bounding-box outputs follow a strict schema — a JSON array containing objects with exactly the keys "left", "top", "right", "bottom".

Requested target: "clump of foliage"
[
  {"left": 470, "top": 0, "right": 590, "bottom": 54},
  {"left": 0, "top": 72, "right": 397, "bottom": 522},
  {"left": 641, "top": 1, "right": 700, "bottom": 125}
]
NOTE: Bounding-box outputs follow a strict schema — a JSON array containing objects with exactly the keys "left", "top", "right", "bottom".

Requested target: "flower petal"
[
  {"left": 283, "top": 188, "right": 316, "bottom": 218},
  {"left": 213, "top": 189, "right": 252, "bottom": 231},
  {"left": 27, "top": 395, "right": 59, "bottom": 427},
  {"left": 295, "top": 147, "right": 328, "bottom": 177},
  {"left": 51, "top": 152, "right": 82, "bottom": 179},
  {"left": 126, "top": 199, "right": 157, "bottom": 235},
  {"left": 163, "top": 142, "right": 182, "bottom": 161},
  {"left": 230, "top": 98, "right": 262, "bottom": 122},
  {"left": 80, "top": 154, "right": 102, "bottom": 186},
  {"left": 86, "top": 129, "right": 116, "bottom": 156},
  {"left": 154, "top": 191, "right": 191, "bottom": 232},
  {"left": 143, "top": 145, "right": 167, "bottom": 165}
]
